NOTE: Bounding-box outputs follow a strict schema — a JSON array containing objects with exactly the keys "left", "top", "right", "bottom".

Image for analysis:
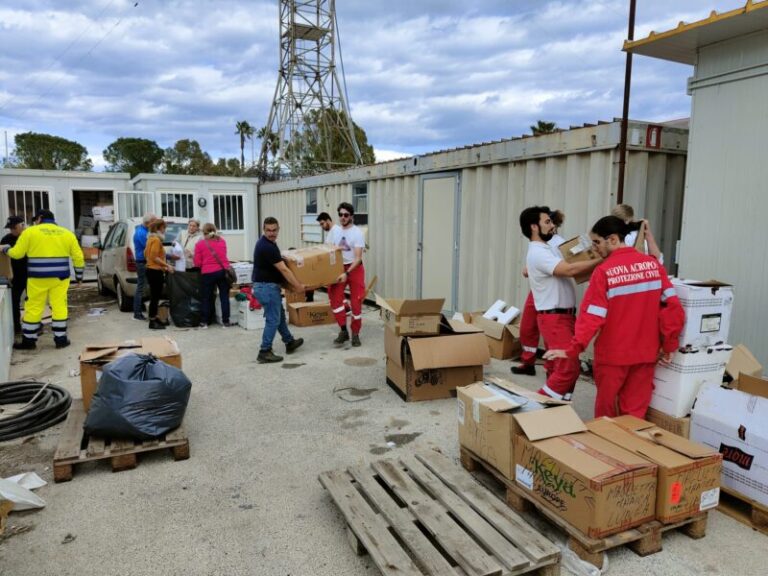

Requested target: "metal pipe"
[{"left": 617, "top": 0, "right": 637, "bottom": 205}]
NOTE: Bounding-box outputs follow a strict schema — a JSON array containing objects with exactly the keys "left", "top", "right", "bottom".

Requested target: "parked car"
[{"left": 96, "top": 217, "right": 188, "bottom": 311}]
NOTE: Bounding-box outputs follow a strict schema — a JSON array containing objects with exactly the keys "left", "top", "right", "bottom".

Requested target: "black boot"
[
  {"left": 511, "top": 364, "right": 536, "bottom": 376},
  {"left": 333, "top": 328, "right": 350, "bottom": 345},
  {"left": 148, "top": 319, "right": 166, "bottom": 330},
  {"left": 54, "top": 337, "right": 71, "bottom": 349},
  {"left": 13, "top": 338, "right": 37, "bottom": 350},
  {"left": 257, "top": 349, "right": 283, "bottom": 363}
]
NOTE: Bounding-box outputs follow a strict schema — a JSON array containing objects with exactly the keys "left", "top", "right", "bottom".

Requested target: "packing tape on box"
[{"left": 471, "top": 383, "right": 527, "bottom": 423}]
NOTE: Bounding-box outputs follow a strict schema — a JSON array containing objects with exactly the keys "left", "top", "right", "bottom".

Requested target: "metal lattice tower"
[{"left": 258, "top": 0, "right": 362, "bottom": 179}]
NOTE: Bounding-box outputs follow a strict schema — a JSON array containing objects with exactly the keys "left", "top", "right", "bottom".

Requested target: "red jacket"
[{"left": 566, "top": 247, "right": 684, "bottom": 365}]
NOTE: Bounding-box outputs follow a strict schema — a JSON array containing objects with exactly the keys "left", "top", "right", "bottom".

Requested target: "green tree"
[
  {"left": 103, "top": 137, "right": 163, "bottom": 177},
  {"left": 301, "top": 108, "right": 375, "bottom": 173},
  {"left": 235, "top": 120, "right": 254, "bottom": 173},
  {"left": 13, "top": 132, "right": 92, "bottom": 171},
  {"left": 209, "top": 157, "right": 242, "bottom": 176},
  {"left": 256, "top": 126, "right": 281, "bottom": 180},
  {"left": 161, "top": 139, "right": 213, "bottom": 175},
  {"left": 530, "top": 120, "right": 558, "bottom": 136}
]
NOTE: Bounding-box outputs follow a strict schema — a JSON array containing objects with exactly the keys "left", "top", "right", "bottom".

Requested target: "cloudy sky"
[{"left": 0, "top": 0, "right": 753, "bottom": 169}]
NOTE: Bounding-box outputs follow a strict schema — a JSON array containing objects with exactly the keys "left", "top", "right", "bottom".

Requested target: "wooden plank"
[
  {"left": 86, "top": 436, "right": 105, "bottom": 457},
  {"left": 110, "top": 439, "right": 138, "bottom": 472},
  {"left": 318, "top": 470, "right": 423, "bottom": 576},
  {"left": 164, "top": 425, "right": 187, "bottom": 444},
  {"left": 372, "top": 459, "right": 503, "bottom": 576},
  {"left": 402, "top": 456, "right": 531, "bottom": 573},
  {"left": 53, "top": 400, "right": 87, "bottom": 461},
  {"left": 348, "top": 466, "right": 461, "bottom": 576},
  {"left": 418, "top": 452, "right": 558, "bottom": 565}
]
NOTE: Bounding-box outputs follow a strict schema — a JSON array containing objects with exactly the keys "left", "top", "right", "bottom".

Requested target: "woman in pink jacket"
[{"left": 193, "top": 223, "right": 235, "bottom": 328}]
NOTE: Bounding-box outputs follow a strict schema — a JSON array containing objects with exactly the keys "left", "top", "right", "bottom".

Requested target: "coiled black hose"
[{"left": 0, "top": 380, "right": 72, "bottom": 442}]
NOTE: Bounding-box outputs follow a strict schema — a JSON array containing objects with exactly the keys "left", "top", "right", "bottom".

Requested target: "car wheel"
[
  {"left": 96, "top": 269, "right": 109, "bottom": 296},
  {"left": 116, "top": 278, "right": 132, "bottom": 312}
]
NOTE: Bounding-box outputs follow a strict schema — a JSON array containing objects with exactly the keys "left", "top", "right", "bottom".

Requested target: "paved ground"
[{"left": 0, "top": 286, "right": 764, "bottom": 576}]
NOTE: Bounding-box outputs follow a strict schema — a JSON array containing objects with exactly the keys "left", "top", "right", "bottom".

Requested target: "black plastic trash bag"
[
  {"left": 167, "top": 271, "right": 201, "bottom": 327},
  {"left": 84, "top": 354, "right": 192, "bottom": 440}
]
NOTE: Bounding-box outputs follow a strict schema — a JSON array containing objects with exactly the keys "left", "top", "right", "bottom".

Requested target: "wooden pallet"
[
  {"left": 53, "top": 399, "right": 190, "bottom": 482},
  {"left": 717, "top": 486, "right": 768, "bottom": 536},
  {"left": 460, "top": 447, "right": 707, "bottom": 569},
  {"left": 319, "top": 451, "right": 561, "bottom": 576}
]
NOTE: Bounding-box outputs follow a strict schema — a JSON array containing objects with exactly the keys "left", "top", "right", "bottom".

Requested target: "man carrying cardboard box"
[
  {"left": 545, "top": 216, "right": 684, "bottom": 418},
  {"left": 519, "top": 206, "right": 600, "bottom": 400},
  {"left": 327, "top": 202, "right": 366, "bottom": 347},
  {"left": 251, "top": 217, "right": 305, "bottom": 364}
]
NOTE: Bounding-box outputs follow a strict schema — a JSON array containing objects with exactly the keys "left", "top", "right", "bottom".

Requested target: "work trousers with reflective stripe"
[
  {"left": 518, "top": 291, "right": 539, "bottom": 365},
  {"left": 328, "top": 264, "right": 365, "bottom": 335},
  {"left": 22, "top": 277, "right": 70, "bottom": 342},
  {"left": 536, "top": 313, "right": 580, "bottom": 400},
  {"left": 593, "top": 362, "right": 656, "bottom": 418}
]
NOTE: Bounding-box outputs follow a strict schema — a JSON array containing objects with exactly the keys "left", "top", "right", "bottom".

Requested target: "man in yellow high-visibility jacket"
[{"left": 1, "top": 210, "right": 84, "bottom": 350}]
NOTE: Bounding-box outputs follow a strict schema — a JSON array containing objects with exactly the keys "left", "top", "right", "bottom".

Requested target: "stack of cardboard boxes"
[
  {"left": 647, "top": 279, "right": 735, "bottom": 436},
  {"left": 457, "top": 378, "right": 722, "bottom": 538},
  {"left": 379, "top": 295, "right": 490, "bottom": 401},
  {"left": 282, "top": 246, "right": 341, "bottom": 327}
]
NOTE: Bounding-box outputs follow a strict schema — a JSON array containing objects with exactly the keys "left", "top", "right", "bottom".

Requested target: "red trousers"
[
  {"left": 518, "top": 292, "right": 539, "bottom": 365},
  {"left": 328, "top": 264, "right": 365, "bottom": 334},
  {"left": 537, "top": 313, "right": 580, "bottom": 400},
  {"left": 593, "top": 362, "right": 656, "bottom": 418}
]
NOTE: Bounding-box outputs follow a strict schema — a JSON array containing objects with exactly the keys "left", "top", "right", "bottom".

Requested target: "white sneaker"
[{"left": 198, "top": 323, "right": 208, "bottom": 330}]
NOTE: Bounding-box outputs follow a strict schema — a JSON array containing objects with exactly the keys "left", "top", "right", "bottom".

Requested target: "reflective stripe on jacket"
[{"left": 7, "top": 221, "right": 85, "bottom": 280}]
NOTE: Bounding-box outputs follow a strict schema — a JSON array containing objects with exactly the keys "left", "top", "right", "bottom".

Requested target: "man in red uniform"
[
  {"left": 544, "top": 215, "right": 685, "bottom": 418},
  {"left": 519, "top": 207, "right": 600, "bottom": 400}
]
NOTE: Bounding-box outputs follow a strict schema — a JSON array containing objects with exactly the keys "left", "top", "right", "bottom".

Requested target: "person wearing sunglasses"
[{"left": 326, "top": 202, "right": 366, "bottom": 347}]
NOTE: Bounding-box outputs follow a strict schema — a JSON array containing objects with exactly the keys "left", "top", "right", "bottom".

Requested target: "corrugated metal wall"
[
  {"left": 260, "top": 121, "right": 688, "bottom": 314},
  {"left": 678, "top": 31, "right": 768, "bottom": 366}
]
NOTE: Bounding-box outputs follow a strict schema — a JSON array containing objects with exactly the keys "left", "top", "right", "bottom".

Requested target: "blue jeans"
[
  {"left": 253, "top": 282, "right": 293, "bottom": 352},
  {"left": 133, "top": 261, "right": 146, "bottom": 316}
]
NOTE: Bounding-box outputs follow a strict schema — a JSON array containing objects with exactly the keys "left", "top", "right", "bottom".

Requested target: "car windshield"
[{"left": 164, "top": 223, "right": 187, "bottom": 244}]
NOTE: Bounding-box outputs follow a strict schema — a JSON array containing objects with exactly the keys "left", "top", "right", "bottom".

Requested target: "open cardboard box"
[
  {"left": 79, "top": 337, "right": 182, "bottom": 411},
  {"left": 385, "top": 318, "right": 489, "bottom": 402},
  {"left": 376, "top": 294, "right": 444, "bottom": 336},
  {"left": 644, "top": 407, "right": 690, "bottom": 439},
  {"left": 559, "top": 235, "right": 600, "bottom": 284},
  {"left": 282, "top": 246, "right": 343, "bottom": 290},
  {"left": 469, "top": 313, "right": 522, "bottom": 360},
  {"left": 588, "top": 416, "right": 721, "bottom": 523},
  {"left": 513, "top": 405, "right": 658, "bottom": 538},
  {"left": 725, "top": 343, "right": 763, "bottom": 386},
  {"left": 458, "top": 377, "right": 567, "bottom": 479}
]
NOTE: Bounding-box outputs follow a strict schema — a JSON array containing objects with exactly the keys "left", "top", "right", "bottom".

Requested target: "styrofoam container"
[{"left": 238, "top": 301, "right": 265, "bottom": 330}]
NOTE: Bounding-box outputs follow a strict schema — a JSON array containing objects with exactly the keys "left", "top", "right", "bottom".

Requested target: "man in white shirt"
[
  {"left": 520, "top": 206, "right": 600, "bottom": 400},
  {"left": 316, "top": 212, "right": 340, "bottom": 242},
  {"left": 327, "top": 202, "right": 366, "bottom": 347}
]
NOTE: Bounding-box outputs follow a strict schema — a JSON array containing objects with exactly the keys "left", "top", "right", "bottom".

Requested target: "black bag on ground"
[
  {"left": 167, "top": 271, "right": 201, "bottom": 327},
  {"left": 83, "top": 354, "right": 192, "bottom": 440}
]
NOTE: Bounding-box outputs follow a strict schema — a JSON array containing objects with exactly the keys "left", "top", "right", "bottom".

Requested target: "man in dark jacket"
[{"left": 1, "top": 216, "right": 28, "bottom": 335}]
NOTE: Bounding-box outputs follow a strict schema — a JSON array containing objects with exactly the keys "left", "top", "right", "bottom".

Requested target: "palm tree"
[
  {"left": 235, "top": 120, "right": 254, "bottom": 172},
  {"left": 530, "top": 120, "right": 557, "bottom": 135}
]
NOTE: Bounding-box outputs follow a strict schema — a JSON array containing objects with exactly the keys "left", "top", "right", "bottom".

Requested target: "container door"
[{"left": 114, "top": 190, "right": 154, "bottom": 221}]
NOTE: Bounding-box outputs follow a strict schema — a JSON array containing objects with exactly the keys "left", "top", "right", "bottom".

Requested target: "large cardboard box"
[
  {"left": 650, "top": 345, "right": 732, "bottom": 418},
  {"left": 588, "top": 417, "right": 721, "bottom": 523},
  {"left": 0, "top": 254, "right": 12, "bottom": 281},
  {"left": 79, "top": 338, "right": 182, "bottom": 411},
  {"left": 514, "top": 405, "right": 658, "bottom": 538},
  {"left": 282, "top": 246, "right": 343, "bottom": 289},
  {"left": 457, "top": 377, "right": 567, "bottom": 479},
  {"left": 385, "top": 319, "right": 490, "bottom": 402},
  {"left": 645, "top": 407, "right": 690, "bottom": 439},
  {"left": 376, "top": 294, "right": 444, "bottom": 336},
  {"left": 284, "top": 288, "right": 306, "bottom": 304},
  {"left": 725, "top": 344, "right": 763, "bottom": 386},
  {"left": 691, "top": 380, "right": 768, "bottom": 508},
  {"left": 469, "top": 313, "right": 522, "bottom": 360},
  {"left": 288, "top": 301, "right": 334, "bottom": 326},
  {"left": 559, "top": 234, "right": 600, "bottom": 284},
  {"left": 672, "top": 279, "right": 734, "bottom": 347}
]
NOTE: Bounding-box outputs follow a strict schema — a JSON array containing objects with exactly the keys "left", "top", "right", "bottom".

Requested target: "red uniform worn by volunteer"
[{"left": 550, "top": 216, "right": 685, "bottom": 418}]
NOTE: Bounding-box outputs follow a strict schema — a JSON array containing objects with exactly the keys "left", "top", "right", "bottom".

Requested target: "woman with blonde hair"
[
  {"left": 145, "top": 219, "right": 175, "bottom": 330},
  {"left": 193, "top": 223, "right": 235, "bottom": 328}
]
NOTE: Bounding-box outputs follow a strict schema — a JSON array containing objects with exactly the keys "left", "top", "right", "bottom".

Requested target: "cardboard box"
[
  {"left": 725, "top": 344, "right": 763, "bottom": 386},
  {"left": 79, "top": 338, "right": 182, "bottom": 411},
  {"left": 92, "top": 205, "right": 114, "bottom": 222},
  {"left": 376, "top": 294, "right": 444, "bottom": 336},
  {"left": 284, "top": 288, "right": 306, "bottom": 304},
  {"left": 385, "top": 320, "right": 490, "bottom": 402},
  {"left": 588, "top": 417, "right": 722, "bottom": 523},
  {"left": 691, "top": 380, "right": 768, "bottom": 508},
  {"left": 470, "top": 313, "right": 521, "bottom": 360},
  {"left": 650, "top": 345, "right": 732, "bottom": 418},
  {"left": 288, "top": 301, "right": 335, "bottom": 326},
  {"left": 559, "top": 234, "right": 600, "bottom": 284},
  {"left": 672, "top": 279, "right": 734, "bottom": 347},
  {"left": 645, "top": 407, "right": 690, "bottom": 439},
  {"left": 282, "top": 246, "right": 343, "bottom": 289},
  {"left": 457, "top": 377, "right": 567, "bottom": 479},
  {"left": 238, "top": 301, "right": 265, "bottom": 330},
  {"left": 81, "top": 247, "right": 99, "bottom": 261},
  {"left": 231, "top": 262, "right": 253, "bottom": 285},
  {"left": 514, "top": 405, "right": 658, "bottom": 538},
  {"left": 0, "top": 254, "right": 13, "bottom": 281}
]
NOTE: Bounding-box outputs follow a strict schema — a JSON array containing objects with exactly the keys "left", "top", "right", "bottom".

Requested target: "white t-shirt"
[
  {"left": 625, "top": 230, "right": 664, "bottom": 264},
  {"left": 526, "top": 241, "right": 576, "bottom": 311},
  {"left": 324, "top": 224, "right": 341, "bottom": 245},
  {"left": 549, "top": 234, "right": 566, "bottom": 249},
  {"left": 171, "top": 241, "right": 186, "bottom": 272},
  {"left": 327, "top": 224, "right": 365, "bottom": 265}
]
